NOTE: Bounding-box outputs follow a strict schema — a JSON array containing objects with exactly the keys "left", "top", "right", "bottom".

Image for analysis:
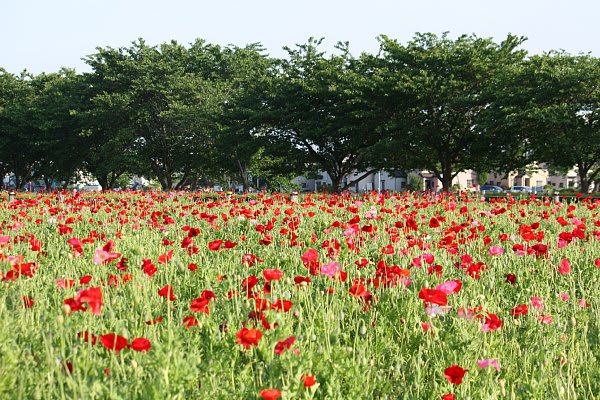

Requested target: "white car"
[{"left": 510, "top": 186, "right": 532, "bottom": 193}]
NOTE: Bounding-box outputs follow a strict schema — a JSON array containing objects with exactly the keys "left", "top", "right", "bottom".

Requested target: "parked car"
[
  {"left": 509, "top": 186, "right": 532, "bottom": 193},
  {"left": 480, "top": 185, "right": 503, "bottom": 193}
]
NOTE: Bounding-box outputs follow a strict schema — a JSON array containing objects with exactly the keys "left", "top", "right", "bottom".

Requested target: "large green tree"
[
  {"left": 28, "top": 69, "right": 89, "bottom": 189},
  {"left": 245, "top": 38, "right": 384, "bottom": 192},
  {"left": 0, "top": 69, "right": 42, "bottom": 189},
  {"left": 84, "top": 39, "right": 271, "bottom": 190},
  {"left": 375, "top": 33, "right": 528, "bottom": 191},
  {"left": 524, "top": 52, "right": 600, "bottom": 193}
]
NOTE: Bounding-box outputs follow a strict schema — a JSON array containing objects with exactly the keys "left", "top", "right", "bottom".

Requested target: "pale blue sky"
[{"left": 2, "top": 0, "right": 598, "bottom": 74}]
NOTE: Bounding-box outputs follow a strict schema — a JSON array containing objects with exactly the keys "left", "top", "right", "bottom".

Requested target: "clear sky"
[{"left": 2, "top": 0, "right": 598, "bottom": 74}]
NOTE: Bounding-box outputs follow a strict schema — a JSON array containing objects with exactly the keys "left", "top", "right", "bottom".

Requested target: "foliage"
[
  {"left": 0, "top": 34, "right": 599, "bottom": 193},
  {"left": 375, "top": 33, "right": 529, "bottom": 190},
  {"left": 523, "top": 52, "right": 600, "bottom": 193}
]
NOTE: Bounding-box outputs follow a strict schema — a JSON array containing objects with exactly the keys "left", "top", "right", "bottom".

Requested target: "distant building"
[{"left": 293, "top": 164, "right": 585, "bottom": 192}]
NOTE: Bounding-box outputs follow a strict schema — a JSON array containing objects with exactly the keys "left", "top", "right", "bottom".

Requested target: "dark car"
[{"left": 480, "top": 185, "right": 503, "bottom": 193}]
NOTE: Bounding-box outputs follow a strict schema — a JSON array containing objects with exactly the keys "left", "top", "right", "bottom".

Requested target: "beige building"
[{"left": 293, "top": 164, "right": 585, "bottom": 193}]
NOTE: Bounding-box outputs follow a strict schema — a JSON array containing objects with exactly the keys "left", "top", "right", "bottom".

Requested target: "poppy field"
[{"left": 1, "top": 191, "right": 599, "bottom": 399}]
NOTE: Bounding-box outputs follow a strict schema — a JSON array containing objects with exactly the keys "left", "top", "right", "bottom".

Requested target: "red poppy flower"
[
  {"left": 559, "top": 258, "right": 571, "bottom": 274},
  {"left": 141, "top": 259, "right": 157, "bottom": 277},
  {"left": 22, "top": 296, "right": 34, "bottom": 308},
  {"left": 242, "top": 253, "right": 263, "bottom": 267},
  {"left": 301, "top": 249, "right": 318, "bottom": 264},
  {"left": 224, "top": 240, "right": 237, "bottom": 249},
  {"left": 381, "top": 244, "right": 395, "bottom": 254},
  {"left": 236, "top": 328, "right": 262, "bottom": 349},
  {"left": 13, "top": 262, "right": 37, "bottom": 278},
  {"left": 529, "top": 243, "right": 548, "bottom": 258},
  {"left": 254, "top": 298, "right": 271, "bottom": 311},
  {"left": 505, "top": 273, "right": 516, "bottom": 285},
  {"left": 158, "top": 250, "right": 173, "bottom": 264},
  {"left": 262, "top": 269, "right": 283, "bottom": 281},
  {"left": 190, "top": 291, "right": 216, "bottom": 314},
  {"left": 75, "top": 287, "right": 103, "bottom": 315},
  {"left": 271, "top": 299, "right": 293, "bottom": 312},
  {"left": 241, "top": 275, "right": 259, "bottom": 292},
  {"left": 444, "top": 365, "right": 468, "bottom": 385},
  {"left": 77, "top": 331, "right": 97, "bottom": 346},
  {"left": 274, "top": 336, "right": 295, "bottom": 355},
  {"left": 181, "top": 237, "right": 193, "bottom": 248},
  {"left": 301, "top": 374, "right": 316, "bottom": 387},
  {"left": 192, "top": 297, "right": 212, "bottom": 313},
  {"left": 116, "top": 257, "right": 128, "bottom": 271},
  {"left": 294, "top": 276, "right": 311, "bottom": 285},
  {"left": 208, "top": 240, "right": 223, "bottom": 251},
  {"left": 146, "top": 316, "right": 164, "bottom": 325},
  {"left": 481, "top": 313, "right": 503, "bottom": 332},
  {"left": 442, "top": 394, "right": 455, "bottom": 400},
  {"left": 182, "top": 316, "right": 199, "bottom": 328},
  {"left": 349, "top": 283, "right": 368, "bottom": 298},
  {"left": 187, "top": 227, "right": 201, "bottom": 237},
  {"left": 260, "top": 389, "right": 281, "bottom": 400},
  {"left": 99, "top": 334, "right": 129, "bottom": 353},
  {"left": 158, "top": 285, "right": 176, "bottom": 301},
  {"left": 418, "top": 288, "right": 448, "bottom": 306},
  {"left": 64, "top": 297, "right": 86, "bottom": 313},
  {"left": 510, "top": 304, "right": 528, "bottom": 317},
  {"left": 130, "top": 337, "right": 151, "bottom": 352}
]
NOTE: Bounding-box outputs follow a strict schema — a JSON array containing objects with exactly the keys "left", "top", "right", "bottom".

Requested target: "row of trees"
[{"left": 1, "top": 33, "right": 599, "bottom": 192}]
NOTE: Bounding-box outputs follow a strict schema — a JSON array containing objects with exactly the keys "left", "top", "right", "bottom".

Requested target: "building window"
[
  {"left": 559, "top": 182, "right": 564, "bottom": 188},
  {"left": 466, "top": 179, "right": 473, "bottom": 187}
]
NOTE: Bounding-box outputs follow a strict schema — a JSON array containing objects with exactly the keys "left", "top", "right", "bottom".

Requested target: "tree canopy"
[{"left": 1, "top": 34, "right": 598, "bottom": 192}]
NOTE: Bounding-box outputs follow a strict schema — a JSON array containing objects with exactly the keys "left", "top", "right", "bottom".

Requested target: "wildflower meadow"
[{"left": 1, "top": 191, "right": 598, "bottom": 399}]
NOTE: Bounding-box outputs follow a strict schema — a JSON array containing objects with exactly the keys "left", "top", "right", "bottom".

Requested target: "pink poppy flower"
[{"left": 477, "top": 359, "right": 501, "bottom": 372}]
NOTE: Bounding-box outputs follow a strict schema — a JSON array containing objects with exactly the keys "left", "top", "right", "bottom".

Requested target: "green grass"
[{"left": 0, "top": 192, "right": 598, "bottom": 399}]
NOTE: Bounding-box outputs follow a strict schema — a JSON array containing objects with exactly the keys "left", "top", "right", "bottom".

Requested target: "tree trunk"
[
  {"left": 97, "top": 175, "right": 109, "bottom": 191},
  {"left": 579, "top": 174, "right": 590, "bottom": 194},
  {"left": 329, "top": 171, "right": 344, "bottom": 193},
  {"left": 342, "top": 170, "right": 376, "bottom": 191},
  {"left": 175, "top": 170, "right": 190, "bottom": 190},
  {"left": 577, "top": 161, "right": 590, "bottom": 194},
  {"left": 108, "top": 171, "right": 122, "bottom": 189},
  {"left": 437, "top": 162, "right": 454, "bottom": 192},
  {"left": 43, "top": 176, "right": 54, "bottom": 191},
  {"left": 237, "top": 160, "right": 249, "bottom": 192},
  {"left": 190, "top": 173, "right": 200, "bottom": 191},
  {"left": 158, "top": 176, "right": 170, "bottom": 191},
  {"left": 439, "top": 175, "right": 453, "bottom": 192}
]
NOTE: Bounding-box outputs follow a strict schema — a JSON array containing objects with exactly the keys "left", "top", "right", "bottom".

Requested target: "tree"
[
  {"left": 84, "top": 39, "right": 266, "bottom": 190},
  {"left": 247, "top": 38, "right": 384, "bottom": 192},
  {"left": 0, "top": 69, "right": 42, "bottom": 189},
  {"left": 524, "top": 52, "right": 600, "bottom": 193},
  {"left": 376, "top": 33, "right": 528, "bottom": 191},
  {"left": 28, "top": 69, "right": 88, "bottom": 189}
]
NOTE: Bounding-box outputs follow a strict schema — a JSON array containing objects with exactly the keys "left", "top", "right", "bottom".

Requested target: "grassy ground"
[{"left": 0, "top": 191, "right": 598, "bottom": 399}]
